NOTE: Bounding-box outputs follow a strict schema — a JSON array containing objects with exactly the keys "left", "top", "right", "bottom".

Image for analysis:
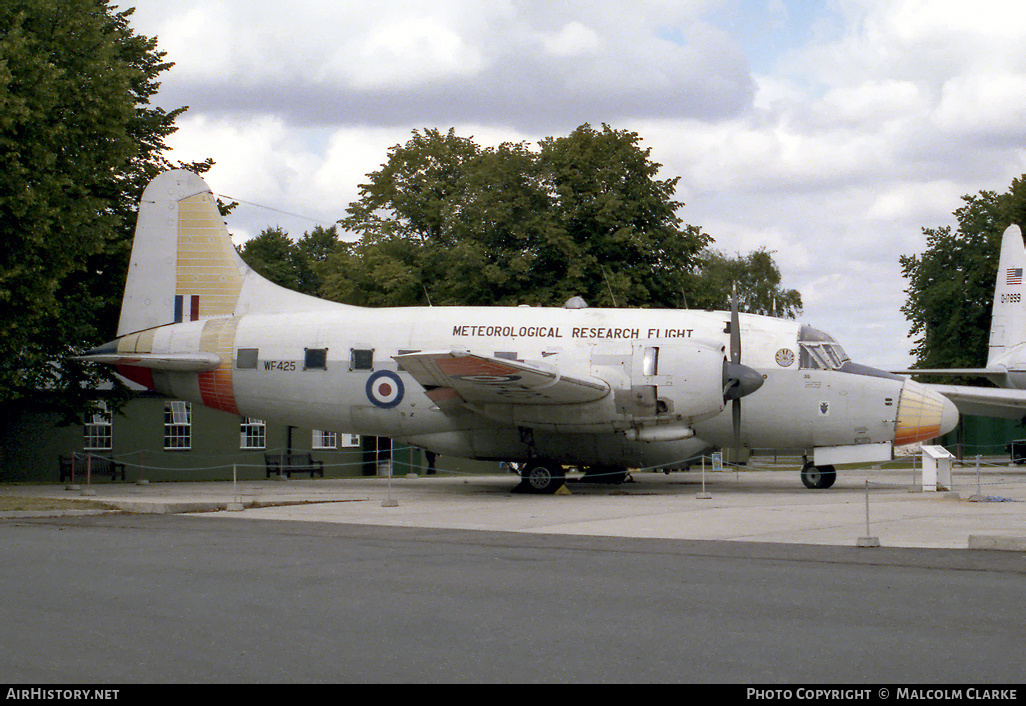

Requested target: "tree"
[
  {"left": 0, "top": 0, "right": 208, "bottom": 422},
  {"left": 295, "top": 225, "right": 342, "bottom": 296},
  {"left": 687, "top": 248, "right": 802, "bottom": 317},
  {"left": 900, "top": 175, "right": 1026, "bottom": 375},
  {"left": 534, "top": 124, "right": 703, "bottom": 307},
  {"left": 238, "top": 225, "right": 341, "bottom": 297},
  {"left": 238, "top": 226, "right": 305, "bottom": 292},
  {"left": 331, "top": 124, "right": 714, "bottom": 308}
]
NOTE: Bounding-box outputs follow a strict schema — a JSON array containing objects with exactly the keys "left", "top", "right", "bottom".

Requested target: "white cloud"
[
  {"left": 121, "top": 0, "right": 1026, "bottom": 370},
  {"left": 817, "top": 80, "right": 922, "bottom": 126},
  {"left": 346, "top": 17, "right": 489, "bottom": 89},
  {"left": 934, "top": 72, "right": 1026, "bottom": 139},
  {"left": 866, "top": 180, "right": 965, "bottom": 222},
  {"left": 539, "top": 21, "right": 602, "bottom": 57}
]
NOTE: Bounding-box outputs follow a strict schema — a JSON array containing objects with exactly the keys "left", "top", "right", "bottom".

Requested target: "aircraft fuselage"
[{"left": 115, "top": 303, "right": 944, "bottom": 469}]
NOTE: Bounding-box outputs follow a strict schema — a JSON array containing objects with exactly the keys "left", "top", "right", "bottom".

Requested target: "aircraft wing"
[
  {"left": 891, "top": 368, "right": 999, "bottom": 377},
  {"left": 890, "top": 368, "right": 1008, "bottom": 384},
  {"left": 395, "top": 350, "right": 610, "bottom": 407},
  {"left": 926, "top": 383, "right": 1026, "bottom": 420}
]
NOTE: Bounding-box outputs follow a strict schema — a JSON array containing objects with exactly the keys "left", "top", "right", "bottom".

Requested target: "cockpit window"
[{"left": 798, "top": 325, "right": 851, "bottom": 371}]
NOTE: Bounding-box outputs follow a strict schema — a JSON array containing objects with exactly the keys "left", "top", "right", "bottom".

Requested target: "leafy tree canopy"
[
  {"left": 0, "top": 0, "right": 209, "bottom": 422},
  {"left": 237, "top": 225, "right": 339, "bottom": 297},
  {"left": 688, "top": 248, "right": 802, "bottom": 318},
  {"left": 323, "top": 125, "right": 803, "bottom": 315},
  {"left": 329, "top": 125, "right": 715, "bottom": 308},
  {"left": 900, "top": 174, "right": 1026, "bottom": 375}
]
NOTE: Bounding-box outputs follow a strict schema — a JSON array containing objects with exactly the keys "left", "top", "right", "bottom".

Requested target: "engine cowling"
[{"left": 630, "top": 341, "right": 733, "bottom": 425}]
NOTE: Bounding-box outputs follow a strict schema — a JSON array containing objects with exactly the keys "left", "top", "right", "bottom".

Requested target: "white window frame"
[
  {"left": 164, "top": 400, "right": 192, "bottom": 450},
  {"left": 240, "top": 417, "right": 266, "bottom": 449},
  {"left": 83, "top": 402, "right": 112, "bottom": 451},
  {"left": 312, "top": 429, "right": 337, "bottom": 450}
]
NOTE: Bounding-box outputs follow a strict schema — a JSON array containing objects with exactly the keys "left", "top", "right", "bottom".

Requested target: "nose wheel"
[{"left": 801, "top": 462, "right": 836, "bottom": 489}]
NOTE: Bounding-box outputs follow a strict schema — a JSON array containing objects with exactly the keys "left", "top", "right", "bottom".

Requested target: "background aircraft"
[
  {"left": 79, "top": 170, "right": 958, "bottom": 492},
  {"left": 893, "top": 224, "right": 1026, "bottom": 420}
]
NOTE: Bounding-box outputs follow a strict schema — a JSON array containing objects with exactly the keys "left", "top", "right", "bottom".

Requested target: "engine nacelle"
[
  {"left": 473, "top": 341, "right": 732, "bottom": 433},
  {"left": 622, "top": 340, "right": 729, "bottom": 425}
]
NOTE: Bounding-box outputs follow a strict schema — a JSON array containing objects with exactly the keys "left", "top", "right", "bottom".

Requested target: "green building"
[
  {"left": 941, "top": 414, "right": 1025, "bottom": 462},
  {"left": 1, "top": 389, "right": 503, "bottom": 484}
]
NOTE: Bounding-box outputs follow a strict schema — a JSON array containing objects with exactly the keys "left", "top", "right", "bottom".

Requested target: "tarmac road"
[
  {"left": 2, "top": 513, "right": 1025, "bottom": 684},
  {"left": 2, "top": 464, "right": 1025, "bottom": 683}
]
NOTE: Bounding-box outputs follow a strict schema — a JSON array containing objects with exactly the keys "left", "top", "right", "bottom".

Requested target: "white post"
[
  {"left": 227, "top": 463, "right": 243, "bottom": 511},
  {"left": 857, "top": 480, "right": 880, "bottom": 547},
  {"left": 382, "top": 458, "right": 399, "bottom": 507},
  {"left": 697, "top": 454, "right": 712, "bottom": 499}
]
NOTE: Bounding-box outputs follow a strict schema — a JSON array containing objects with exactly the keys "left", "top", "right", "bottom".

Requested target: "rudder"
[
  {"left": 988, "top": 224, "right": 1026, "bottom": 367},
  {"left": 117, "top": 170, "right": 245, "bottom": 337}
]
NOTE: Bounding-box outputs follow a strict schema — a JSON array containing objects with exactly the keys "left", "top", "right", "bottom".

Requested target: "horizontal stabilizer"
[
  {"left": 395, "top": 350, "right": 609, "bottom": 406},
  {"left": 74, "top": 350, "right": 222, "bottom": 372}
]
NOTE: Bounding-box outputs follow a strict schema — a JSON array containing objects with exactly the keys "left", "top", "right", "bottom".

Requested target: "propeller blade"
[
  {"left": 733, "top": 397, "right": 741, "bottom": 449},
  {"left": 726, "top": 283, "right": 754, "bottom": 452},
  {"left": 730, "top": 283, "right": 741, "bottom": 365}
]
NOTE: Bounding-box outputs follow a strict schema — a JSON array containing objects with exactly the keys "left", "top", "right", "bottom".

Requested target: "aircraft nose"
[{"left": 894, "top": 379, "right": 960, "bottom": 446}]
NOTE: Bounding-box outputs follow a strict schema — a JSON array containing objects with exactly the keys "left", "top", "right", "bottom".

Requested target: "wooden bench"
[
  {"left": 59, "top": 454, "right": 126, "bottom": 483},
  {"left": 264, "top": 452, "right": 325, "bottom": 478}
]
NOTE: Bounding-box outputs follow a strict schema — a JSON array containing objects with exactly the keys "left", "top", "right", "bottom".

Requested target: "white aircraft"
[
  {"left": 79, "top": 170, "right": 958, "bottom": 492},
  {"left": 892, "top": 224, "right": 1026, "bottom": 420}
]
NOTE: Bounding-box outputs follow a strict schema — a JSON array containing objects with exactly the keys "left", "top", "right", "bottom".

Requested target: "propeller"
[{"left": 723, "top": 284, "right": 765, "bottom": 451}]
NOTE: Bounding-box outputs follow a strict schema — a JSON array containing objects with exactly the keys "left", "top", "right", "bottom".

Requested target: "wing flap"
[{"left": 395, "top": 351, "right": 609, "bottom": 406}]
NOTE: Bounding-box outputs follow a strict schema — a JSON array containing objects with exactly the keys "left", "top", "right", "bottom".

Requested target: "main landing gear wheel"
[
  {"left": 519, "top": 461, "right": 566, "bottom": 494},
  {"left": 801, "top": 463, "right": 837, "bottom": 489}
]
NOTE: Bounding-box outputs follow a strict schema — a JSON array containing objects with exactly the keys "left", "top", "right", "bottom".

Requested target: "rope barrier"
[{"left": 60, "top": 444, "right": 1026, "bottom": 495}]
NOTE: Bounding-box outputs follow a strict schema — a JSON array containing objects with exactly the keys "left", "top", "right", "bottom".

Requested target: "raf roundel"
[{"left": 366, "top": 370, "right": 405, "bottom": 408}]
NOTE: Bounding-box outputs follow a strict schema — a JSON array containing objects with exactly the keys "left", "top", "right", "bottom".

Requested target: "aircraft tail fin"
[
  {"left": 117, "top": 170, "right": 337, "bottom": 338},
  {"left": 118, "top": 170, "right": 246, "bottom": 336},
  {"left": 987, "top": 224, "right": 1026, "bottom": 367}
]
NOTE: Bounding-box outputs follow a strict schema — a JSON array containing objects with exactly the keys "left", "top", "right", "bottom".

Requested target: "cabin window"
[
  {"left": 164, "top": 401, "right": 192, "bottom": 450},
  {"left": 240, "top": 417, "right": 266, "bottom": 449},
  {"left": 236, "top": 348, "right": 259, "bottom": 369},
  {"left": 798, "top": 326, "right": 850, "bottom": 371},
  {"left": 83, "top": 402, "right": 112, "bottom": 451},
  {"left": 350, "top": 349, "right": 374, "bottom": 371},
  {"left": 312, "top": 429, "right": 337, "bottom": 450},
  {"left": 304, "top": 348, "right": 328, "bottom": 370}
]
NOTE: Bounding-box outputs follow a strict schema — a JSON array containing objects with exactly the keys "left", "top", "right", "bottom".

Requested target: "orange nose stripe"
[{"left": 894, "top": 380, "right": 944, "bottom": 445}]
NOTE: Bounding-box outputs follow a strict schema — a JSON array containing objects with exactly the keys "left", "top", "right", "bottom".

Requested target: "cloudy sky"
[{"left": 119, "top": 0, "right": 1026, "bottom": 368}]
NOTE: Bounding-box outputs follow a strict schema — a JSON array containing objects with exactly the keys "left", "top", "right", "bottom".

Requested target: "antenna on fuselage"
[{"left": 601, "top": 267, "right": 618, "bottom": 307}]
